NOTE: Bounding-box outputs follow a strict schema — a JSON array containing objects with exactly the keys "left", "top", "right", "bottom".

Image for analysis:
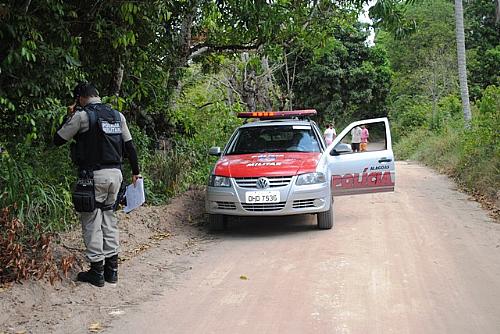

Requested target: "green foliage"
[
  {"left": 460, "top": 0, "right": 500, "bottom": 100},
  {"left": 369, "top": 0, "right": 421, "bottom": 38},
  {"left": 0, "top": 144, "right": 76, "bottom": 232},
  {"left": 377, "top": 0, "right": 457, "bottom": 100},
  {"left": 462, "top": 86, "right": 500, "bottom": 159},
  {"left": 143, "top": 151, "right": 190, "bottom": 204},
  {"left": 289, "top": 24, "right": 392, "bottom": 125},
  {"left": 392, "top": 127, "right": 430, "bottom": 160},
  {"left": 464, "top": 0, "right": 500, "bottom": 51},
  {"left": 389, "top": 96, "right": 430, "bottom": 140},
  {"left": 468, "top": 45, "right": 500, "bottom": 100},
  {"left": 5, "top": 0, "right": 493, "bottom": 227},
  {"left": 0, "top": 0, "right": 459, "bottom": 283},
  {"left": 478, "top": 85, "right": 500, "bottom": 116},
  {"left": 385, "top": 0, "right": 499, "bottom": 206},
  {"left": 139, "top": 67, "right": 242, "bottom": 203},
  {"left": 395, "top": 88, "right": 500, "bottom": 202}
]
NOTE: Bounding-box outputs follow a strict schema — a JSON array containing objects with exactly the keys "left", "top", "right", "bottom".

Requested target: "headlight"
[
  {"left": 296, "top": 172, "right": 326, "bottom": 185},
  {"left": 209, "top": 175, "right": 231, "bottom": 187}
]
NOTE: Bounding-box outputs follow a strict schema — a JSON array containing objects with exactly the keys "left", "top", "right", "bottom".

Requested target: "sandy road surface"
[{"left": 107, "top": 162, "right": 500, "bottom": 334}]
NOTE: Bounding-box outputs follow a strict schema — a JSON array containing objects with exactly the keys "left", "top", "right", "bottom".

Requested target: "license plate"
[{"left": 245, "top": 191, "right": 280, "bottom": 203}]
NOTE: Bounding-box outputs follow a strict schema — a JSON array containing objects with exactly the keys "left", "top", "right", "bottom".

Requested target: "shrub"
[
  {"left": 389, "top": 95, "right": 430, "bottom": 141},
  {"left": 394, "top": 87, "right": 499, "bottom": 203},
  {"left": 393, "top": 127, "right": 430, "bottom": 160},
  {"left": 143, "top": 150, "right": 191, "bottom": 204},
  {"left": 0, "top": 207, "right": 74, "bottom": 284},
  {"left": 0, "top": 145, "right": 76, "bottom": 232}
]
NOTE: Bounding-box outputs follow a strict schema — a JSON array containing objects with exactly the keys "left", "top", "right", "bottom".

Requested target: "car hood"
[{"left": 213, "top": 152, "right": 322, "bottom": 178}]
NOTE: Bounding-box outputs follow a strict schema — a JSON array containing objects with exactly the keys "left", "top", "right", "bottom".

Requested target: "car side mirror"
[
  {"left": 330, "top": 143, "right": 352, "bottom": 156},
  {"left": 209, "top": 147, "right": 221, "bottom": 156}
]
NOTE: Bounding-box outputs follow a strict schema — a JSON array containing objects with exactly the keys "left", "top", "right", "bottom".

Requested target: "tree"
[
  {"left": 285, "top": 22, "right": 392, "bottom": 124},
  {"left": 377, "top": 0, "right": 458, "bottom": 130},
  {"left": 464, "top": 0, "right": 500, "bottom": 99},
  {"left": 454, "top": 0, "right": 472, "bottom": 126}
]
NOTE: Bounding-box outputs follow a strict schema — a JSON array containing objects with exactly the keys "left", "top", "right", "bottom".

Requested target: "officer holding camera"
[{"left": 54, "top": 83, "right": 141, "bottom": 287}]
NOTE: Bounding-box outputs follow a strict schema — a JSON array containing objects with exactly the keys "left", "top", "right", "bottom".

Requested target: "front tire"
[
  {"left": 209, "top": 214, "right": 227, "bottom": 231},
  {"left": 317, "top": 199, "right": 334, "bottom": 230}
]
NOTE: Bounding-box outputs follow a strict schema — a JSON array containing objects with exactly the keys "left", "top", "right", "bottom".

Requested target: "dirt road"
[{"left": 105, "top": 162, "right": 500, "bottom": 334}]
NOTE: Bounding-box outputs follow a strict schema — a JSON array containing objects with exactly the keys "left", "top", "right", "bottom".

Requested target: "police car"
[{"left": 206, "top": 110, "right": 395, "bottom": 230}]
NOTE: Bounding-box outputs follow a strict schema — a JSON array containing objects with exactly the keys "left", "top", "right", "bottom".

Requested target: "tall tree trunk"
[
  {"left": 496, "top": 0, "right": 500, "bottom": 24},
  {"left": 169, "top": 5, "right": 197, "bottom": 109},
  {"left": 454, "top": 0, "right": 472, "bottom": 127},
  {"left": 283, "top": 51, "right": 293, "bottom": 111},
  {"left": 241, "top": 53, "right": 257, "bottom": 112},
  {"left": 109, "top": 60, "right": 124, "bottom": 96},
  {"left": 260, "top": 56, "right": 273, "bottom": 111},
  {"left": 22, "top": 0, "right": 31, "bottom": 14}
]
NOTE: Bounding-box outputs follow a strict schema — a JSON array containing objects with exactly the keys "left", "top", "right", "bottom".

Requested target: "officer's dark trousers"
[{"left": 79, "top": 168, "right": 123, "bottom": 262}]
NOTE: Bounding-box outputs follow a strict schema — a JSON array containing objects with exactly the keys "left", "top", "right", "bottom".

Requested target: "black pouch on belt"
[
  {"left": 72, "top": 171, "right": 96, "bottom": 212},
  {"left": 113, "top": 181, "right": 127, "bottom": 212}
]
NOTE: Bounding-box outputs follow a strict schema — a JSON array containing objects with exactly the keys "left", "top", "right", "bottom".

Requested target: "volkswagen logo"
[{"left": 256, "top": 177, "right": 270, "bottom": 189}]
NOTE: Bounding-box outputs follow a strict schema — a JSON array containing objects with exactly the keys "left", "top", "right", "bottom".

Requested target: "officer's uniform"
[{"left": 57, "top": 101, "right": 132, "bottom": 263}]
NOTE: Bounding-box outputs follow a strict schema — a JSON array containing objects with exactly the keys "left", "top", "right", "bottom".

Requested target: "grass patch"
[{"left": 395, "top": 118, "right": 499, "bottom": 205}]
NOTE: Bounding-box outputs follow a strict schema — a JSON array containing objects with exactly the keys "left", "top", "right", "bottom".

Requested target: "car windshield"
[{"left": 226, "top": 125, "right": 321, "bottom": 155}]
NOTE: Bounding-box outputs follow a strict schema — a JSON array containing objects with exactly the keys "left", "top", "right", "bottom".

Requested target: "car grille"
[
  {"left": 216, "top": 201, "right": 237, "bottom": 210},
  {"left": 241, "top": 202, "right": 286, "bottom": 212},
  {"left": 235, "top": 176, "right": 293, "bottom": 188},
  {"left": 292, "top": 199, "right": 316, "bottom": 209}
]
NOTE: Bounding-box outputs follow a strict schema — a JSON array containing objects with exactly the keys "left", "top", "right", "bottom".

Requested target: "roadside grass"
[
  {"left": 394, "top": 117, "right": 499, "bottom": 211},
  {"left": 393, "top": 86, "right": 499, "bottom": 212}
]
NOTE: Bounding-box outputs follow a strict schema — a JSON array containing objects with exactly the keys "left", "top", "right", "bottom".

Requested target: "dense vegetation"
[
  {"left": 0, "top": 0, "right": 498, "bottom": 281},
  {"left": 379, "top": 0, "right": 499, "bottom": 204}
]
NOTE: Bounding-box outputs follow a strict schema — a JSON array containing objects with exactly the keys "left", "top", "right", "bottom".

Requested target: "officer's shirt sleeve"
[
  {"left": 57, "top": 112, "right": 83, "bottom": 141},
  {"left": 120, "top": 113, "right": 132, "bottom": 142}
]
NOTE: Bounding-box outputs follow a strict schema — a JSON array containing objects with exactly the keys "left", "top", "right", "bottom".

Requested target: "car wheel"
[
  {"left": 317, "top": 199, "right": 334, "bottom": 230},
  {"left": 209, "top": 214, "right": 227, "bottom": 231}
]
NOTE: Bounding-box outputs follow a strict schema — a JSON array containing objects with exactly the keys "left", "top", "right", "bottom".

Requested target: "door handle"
[{"left": 378, "top": 157, "right": 392, "bottom": 163}]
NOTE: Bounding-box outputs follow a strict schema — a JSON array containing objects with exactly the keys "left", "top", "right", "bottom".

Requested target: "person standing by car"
[
  {"left": 54, "top": 82, "right": 141, "bottom": 287},
  {"left": 323, "top": 123, "right": 336, "bottom": 146},
  {"left": 351, "top": 125, "right": 362, "bottom": 152},
  {"left": 360, "top": 125, "right": 369, "bottom": 152}
]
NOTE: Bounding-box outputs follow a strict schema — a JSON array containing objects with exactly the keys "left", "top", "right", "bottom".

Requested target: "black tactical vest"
[{"left": 73, "top": 103, "right": 124, "bottom": 171}]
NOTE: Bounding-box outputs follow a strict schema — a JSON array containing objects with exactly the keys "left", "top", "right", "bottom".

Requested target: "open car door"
[{"left": 327, "top": 117, "right": 395, "bottom": 196}]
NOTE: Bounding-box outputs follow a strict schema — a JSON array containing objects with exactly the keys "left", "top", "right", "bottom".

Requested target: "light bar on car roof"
[{"left": 237, "top": 109, "right": 317, "bottom": 119}]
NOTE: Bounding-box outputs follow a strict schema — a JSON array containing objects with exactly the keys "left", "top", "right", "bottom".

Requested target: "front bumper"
[{"left": 206, "top": 176, "right": 331, "bottom": 216}]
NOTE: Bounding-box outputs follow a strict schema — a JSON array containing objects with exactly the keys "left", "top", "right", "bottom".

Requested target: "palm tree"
[{"left": 454, "top": 0, "right": 472, "bottom": 127}]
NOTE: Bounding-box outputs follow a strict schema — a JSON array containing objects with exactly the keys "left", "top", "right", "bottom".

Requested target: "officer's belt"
[
  {"left": 95, "top": 201, "right": 114, "bottom": 211},
  {"left": 79, "top": 163, "right": 122, "bottom": 172}
]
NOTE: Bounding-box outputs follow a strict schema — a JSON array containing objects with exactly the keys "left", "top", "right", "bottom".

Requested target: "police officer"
[{"left": 54, "top": 83, "right": 141, "bottom": 287}]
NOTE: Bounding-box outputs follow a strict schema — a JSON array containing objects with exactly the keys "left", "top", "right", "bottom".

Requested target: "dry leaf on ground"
[
  {"left": 149, "top": 233, "right": 171, "bottom": 241},
  {"left": 88, "top": 322, "right": 103, "bottom": 332}
]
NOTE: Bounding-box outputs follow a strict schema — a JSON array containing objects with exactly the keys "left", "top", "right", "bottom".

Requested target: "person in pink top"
[{"left": 360, "top": 125, "right": 369, "bottom": 152}]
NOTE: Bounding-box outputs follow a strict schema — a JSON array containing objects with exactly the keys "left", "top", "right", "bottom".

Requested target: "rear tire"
[
  {"left": 317, "top": 199, "right": 334, "bottom": 230},
  {"left": 209, "top": 214, "right": 227, "bottom": 231}
]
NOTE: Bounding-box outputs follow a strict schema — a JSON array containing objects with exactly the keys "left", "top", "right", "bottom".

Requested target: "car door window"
[{"left": 334, "top": 122, "right": 387, "bottom": 155}]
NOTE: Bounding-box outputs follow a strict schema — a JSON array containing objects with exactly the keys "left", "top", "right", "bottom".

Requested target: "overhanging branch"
[{"left": 189, "top": 42, "right": 261, "bottom": 60}]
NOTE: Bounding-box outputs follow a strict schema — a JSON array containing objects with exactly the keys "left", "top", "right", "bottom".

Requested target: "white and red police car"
[{"left": 206, "top": 110, "right": 395, "bottom": 230}]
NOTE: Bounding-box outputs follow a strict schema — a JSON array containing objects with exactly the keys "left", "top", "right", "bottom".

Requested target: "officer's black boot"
[
  {"left": 104, "top": 255, "right": 118, "bottom": 284},
  {"left": 77, "top": 261, "right": 105, "bottom": 287}
]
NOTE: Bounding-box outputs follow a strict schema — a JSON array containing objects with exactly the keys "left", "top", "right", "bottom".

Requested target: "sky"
[{"left": 358, "top": 0, "right": 376, "bottom": 46}]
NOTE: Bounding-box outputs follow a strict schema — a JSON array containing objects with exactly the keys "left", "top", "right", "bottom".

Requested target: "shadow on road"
[{"left": 212, "top": 214, "right": 320, "bottom": 239}]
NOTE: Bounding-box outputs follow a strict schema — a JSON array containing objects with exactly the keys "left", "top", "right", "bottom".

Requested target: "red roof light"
[{"left": 237, "top": 109, "right": 317, "bottom": 119}]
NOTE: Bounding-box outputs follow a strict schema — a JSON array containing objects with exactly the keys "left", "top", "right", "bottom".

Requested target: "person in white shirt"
[
  {"left": 351, "top": 125, "right": 362, "bottom": 152},
  {"left": 323, "top": 123, "right": 336, "bottom": 146}
]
